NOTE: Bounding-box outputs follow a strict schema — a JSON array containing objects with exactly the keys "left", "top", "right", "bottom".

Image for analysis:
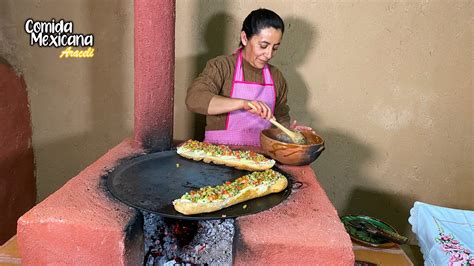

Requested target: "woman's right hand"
[{"left": 243, "top": 100, "right": 273, "bottom": 120}]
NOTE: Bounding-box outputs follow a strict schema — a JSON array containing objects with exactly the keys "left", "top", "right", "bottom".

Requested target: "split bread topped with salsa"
[
  {"left": 177, "top": 139, "right": 275, "bottom": 171},
  {"left": 173, "top": 169, "right": 288, "bottom": 215}
]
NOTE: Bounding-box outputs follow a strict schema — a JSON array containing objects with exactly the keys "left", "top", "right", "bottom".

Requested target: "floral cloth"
[
  {"left": 435, "top": 232, "right": 473, "bottom": 265},
  {"left": 409, "top": 201, "right": 474, "bottom": 266}
]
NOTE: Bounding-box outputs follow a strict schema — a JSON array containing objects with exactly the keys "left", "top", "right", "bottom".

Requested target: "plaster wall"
[
  {"left": 0, "top": 0, "right": 471, "bottom": 241},
  {"left": 1, "top": 0, "right": 134, "bottom": 200}
]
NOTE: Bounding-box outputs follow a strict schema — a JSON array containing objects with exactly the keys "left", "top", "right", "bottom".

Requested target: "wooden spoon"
[{"left": 247, "top": 102, "right": 306, "bottom": 144}]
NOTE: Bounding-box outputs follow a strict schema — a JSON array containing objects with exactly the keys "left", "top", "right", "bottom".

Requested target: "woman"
[{"left": 186, "top": 8, "right": 308, "bottom": 146}]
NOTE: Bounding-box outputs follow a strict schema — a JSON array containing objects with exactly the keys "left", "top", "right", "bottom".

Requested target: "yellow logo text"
[{"left": 59, "top": 47, "right": 94, "bottom": 58}]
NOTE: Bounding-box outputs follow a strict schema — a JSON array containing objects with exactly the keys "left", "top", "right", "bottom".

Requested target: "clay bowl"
[{"left": 260, "top": 128, "right": 325, "bottom": 166}]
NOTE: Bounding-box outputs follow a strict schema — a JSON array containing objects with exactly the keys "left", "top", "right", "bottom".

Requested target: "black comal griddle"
[{"left": 106, "top": 150, "right": 292, "bottom": 220}]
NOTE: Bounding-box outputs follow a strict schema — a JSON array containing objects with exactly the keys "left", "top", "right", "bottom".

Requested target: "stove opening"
[{"left": 143, "top": 212, "right": 234, "bottom": 265}]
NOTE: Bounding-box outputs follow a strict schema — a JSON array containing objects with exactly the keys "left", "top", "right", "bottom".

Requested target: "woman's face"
[{"left": 241, "top": 27, "right": 282, "bottom": 69}]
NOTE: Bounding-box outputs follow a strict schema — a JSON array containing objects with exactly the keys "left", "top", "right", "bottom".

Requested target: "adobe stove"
[
  {"left": 16, "top": 0, "right": 355, "bottom": 265},
  {"left": 106, "top": 149, "right": 293, "bottom": 265}
]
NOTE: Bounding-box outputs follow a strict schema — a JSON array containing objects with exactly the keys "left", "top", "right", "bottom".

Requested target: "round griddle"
[{"left": 106, "top": 150, "right": 292, "bottom": 220}]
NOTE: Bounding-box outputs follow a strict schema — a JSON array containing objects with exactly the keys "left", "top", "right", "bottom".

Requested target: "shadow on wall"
[
  {"left": 192, "top": 11, "right": 236, "bottom": 140},
  {"left": 174, "top": 0, "right": 236, "bottom": 140},
  {"left": 273, "top": 16, "right": 318, "bottom": 127},
  {"left": 277, "top": 16, "right": 412, "bottom": 237},
  {"left": 34, "top": 0, "right": 132, "bottom": 200},
  {"left": 175, "top": 0, "right": 238, "bottom": 140},
  {"left": 314, "top": 131, "right": 374, "bottom": 203}
]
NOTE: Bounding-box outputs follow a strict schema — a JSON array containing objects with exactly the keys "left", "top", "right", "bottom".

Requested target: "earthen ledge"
[
  {"left": 234, "top": 165, "right": 355, "bottom": 265},
  {"left": 17, "top": 138, "right": 146, "bottom": 266}
]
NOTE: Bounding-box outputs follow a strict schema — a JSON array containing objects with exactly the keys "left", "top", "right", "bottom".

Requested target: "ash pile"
[{"left": 143, "top": 212, "right": 234, "bottom": 265}]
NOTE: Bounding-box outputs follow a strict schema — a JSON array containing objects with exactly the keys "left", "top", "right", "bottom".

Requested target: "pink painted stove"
[{"left": 16, "top": 0, "right": 354, "bottom": 264}]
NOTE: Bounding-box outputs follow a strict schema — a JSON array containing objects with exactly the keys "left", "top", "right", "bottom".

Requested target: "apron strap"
[
  {"left": 234, "top": 50, "right": 244, "bottom": 82},
  {"left": 262, "top": 64, "right": 273, "bottom": 85}
]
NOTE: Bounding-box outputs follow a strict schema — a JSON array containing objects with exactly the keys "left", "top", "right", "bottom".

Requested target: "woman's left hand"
[{"left": 290, "top": 120, "right": 315, "bottom": 133}]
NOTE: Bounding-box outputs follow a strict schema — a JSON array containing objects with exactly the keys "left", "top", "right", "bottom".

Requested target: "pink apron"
[{"left": 204, "top": 50, "right": 276, "bottom": 146}]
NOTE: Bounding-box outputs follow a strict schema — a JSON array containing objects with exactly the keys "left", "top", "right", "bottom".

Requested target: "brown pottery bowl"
[{"left": 260, "top": 128, "right": 325, "bottom": 166}]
